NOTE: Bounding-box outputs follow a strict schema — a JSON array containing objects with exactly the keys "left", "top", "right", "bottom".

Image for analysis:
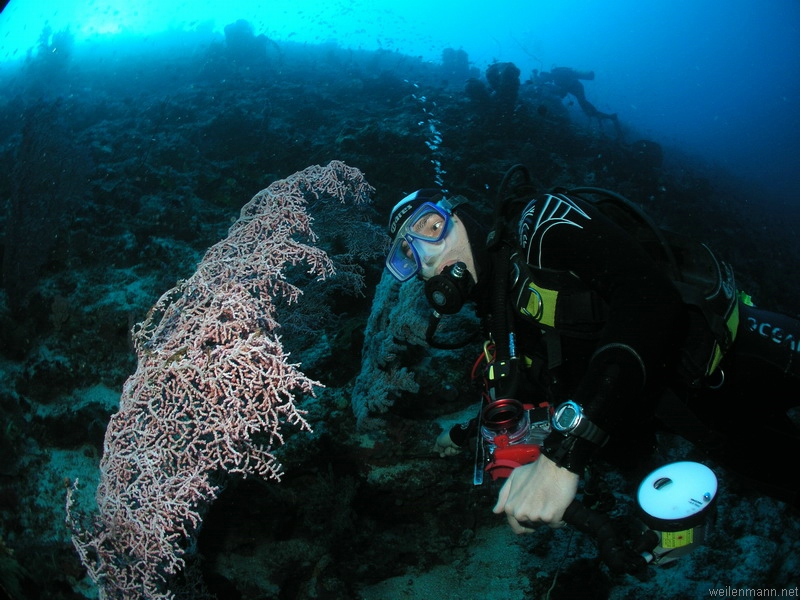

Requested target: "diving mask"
[{"left": 386, "top": 201, "right": 454, "bottom": 281}]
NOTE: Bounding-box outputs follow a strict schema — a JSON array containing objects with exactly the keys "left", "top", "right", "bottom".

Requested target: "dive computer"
[{"left": 551, "top": 400, "right": 609, "bottom": 446}]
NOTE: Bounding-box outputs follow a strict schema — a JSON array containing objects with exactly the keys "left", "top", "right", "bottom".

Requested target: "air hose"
[
  {"left": 563, "top": 499, "right": 658, "bottom": 575},
  {"left": 486, "top": 164, "right": 532, "bottom": 399}
]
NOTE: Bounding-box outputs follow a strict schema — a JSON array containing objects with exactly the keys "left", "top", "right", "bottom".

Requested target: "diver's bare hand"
[
  {"left": 492, "top": 455, "right": 579, "bottom": 534},
  {"left": 433, "top": 430, "right": 461, "bottom": 457}
]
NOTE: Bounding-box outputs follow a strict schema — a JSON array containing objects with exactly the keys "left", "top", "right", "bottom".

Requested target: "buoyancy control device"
[{"left": 498, "top": 165, "right": 740, "bottom": 387}]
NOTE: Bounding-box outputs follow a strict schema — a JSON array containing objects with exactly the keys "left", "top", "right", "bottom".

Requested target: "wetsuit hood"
[{"left": 455, "top": 204, "right": 493, "bottom": 315}]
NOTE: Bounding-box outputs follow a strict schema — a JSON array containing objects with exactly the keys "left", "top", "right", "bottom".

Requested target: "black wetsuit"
[{"left": 500, "top": 191, "right": 800, "bottom": 505}]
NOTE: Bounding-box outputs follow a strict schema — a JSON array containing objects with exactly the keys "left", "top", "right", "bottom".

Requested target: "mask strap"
[{"left": 438, "top": 195, "right": 469, "bottom": 214}]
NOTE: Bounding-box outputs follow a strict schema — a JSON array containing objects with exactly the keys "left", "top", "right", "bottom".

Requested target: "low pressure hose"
[{"left": 563, "top": 500, "right": 651, "bottom": 575}]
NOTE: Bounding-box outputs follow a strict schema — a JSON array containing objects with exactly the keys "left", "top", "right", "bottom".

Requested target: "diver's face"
[
  {"left": 416, "top": 215, "right": 477, "bottom": 281},
  {"left": 386, "top": 202, "right": 478, "bottom": 283}
]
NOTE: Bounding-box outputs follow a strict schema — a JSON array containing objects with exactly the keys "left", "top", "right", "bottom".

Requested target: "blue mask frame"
[{"left": 385, "top": 201, "right": 453, "bottom": 281}]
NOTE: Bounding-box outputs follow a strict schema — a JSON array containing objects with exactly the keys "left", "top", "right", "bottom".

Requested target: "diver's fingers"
[{"left": 493, "top": 474, "right": 513, "bottom": 513}]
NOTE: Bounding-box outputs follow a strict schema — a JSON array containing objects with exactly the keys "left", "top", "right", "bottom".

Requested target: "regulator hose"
[
  {"left": 562, "top": 499, "right": 656, "bottom": 575},
  {"left": 485, "top": 164, "right": 533, "bottom": 398}
]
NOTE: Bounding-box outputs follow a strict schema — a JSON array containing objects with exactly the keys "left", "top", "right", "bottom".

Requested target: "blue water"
[
  {"left": 2, "top": 0, "right": 799, "bottom": 207},
  {"left": 2, "top": 2, "right": 800, "bottom": 597}
]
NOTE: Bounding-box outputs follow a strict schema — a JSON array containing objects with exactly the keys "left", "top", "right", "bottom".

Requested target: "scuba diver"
[
  {"left": 384, "top": 165, "right": 800, "bottom": 542},
  {"left": 534, "top": 67, "right": 622, "bottom": 137}
]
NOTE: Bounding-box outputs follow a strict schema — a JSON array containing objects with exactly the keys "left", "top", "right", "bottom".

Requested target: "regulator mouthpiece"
[{"left": 424, "top": 261, "right": 473, "bottom": 314}]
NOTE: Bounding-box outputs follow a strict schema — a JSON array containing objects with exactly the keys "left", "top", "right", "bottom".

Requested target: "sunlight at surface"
[{"left": 1, "top": 0, "right": 554, "bottom": 67}]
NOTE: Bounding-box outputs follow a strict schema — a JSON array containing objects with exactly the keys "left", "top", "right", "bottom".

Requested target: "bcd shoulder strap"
[
  {"left": 495, "top": 172, "right": 740, "bottom": 386},
  {"left": 510, "top": 252, "right": 608, "bottom": 339},
  {"left": 566, "top": 187, "right": 741, "bottom": 385}
]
